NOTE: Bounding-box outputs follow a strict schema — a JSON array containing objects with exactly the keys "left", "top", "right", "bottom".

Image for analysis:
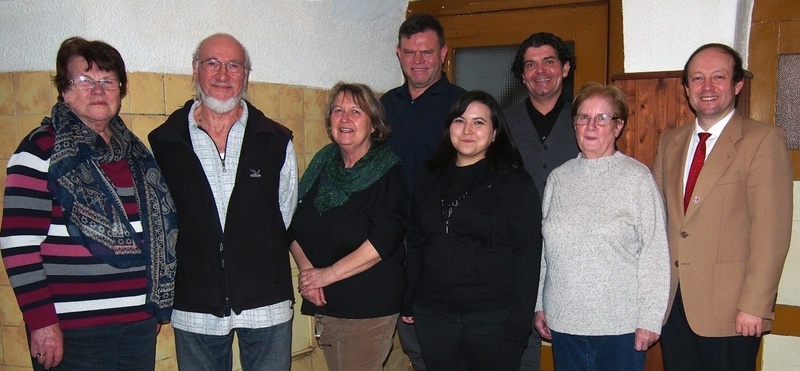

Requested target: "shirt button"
[
  {"left": 680, "top": 231, "right": 689, "bottom": 238},
  {"left": 542, "top": 163, "right": 548, "bottom": 169},
  {"left": 674, "top": 260, "right": 679, "bottom": 267}
]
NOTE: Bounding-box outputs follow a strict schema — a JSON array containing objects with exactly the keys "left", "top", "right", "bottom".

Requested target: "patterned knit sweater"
[
  {"left": 1, "top": 125, "right": 151, "bottom": 331},
  {"left": 537, "top": 151, "right": 670, "bottom": 335}
]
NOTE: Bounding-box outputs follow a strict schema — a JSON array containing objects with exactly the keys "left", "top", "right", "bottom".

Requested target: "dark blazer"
[
  {"left": 503, "top": 101, "right": 579, "bottom": 199},
  {"left": 652, "top": 112, "right": 793, "bottom": 336}
]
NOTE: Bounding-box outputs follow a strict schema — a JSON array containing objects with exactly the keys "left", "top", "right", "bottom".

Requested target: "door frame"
[{"left": 408, "top": 0, "right": 624, "bottom": 87}]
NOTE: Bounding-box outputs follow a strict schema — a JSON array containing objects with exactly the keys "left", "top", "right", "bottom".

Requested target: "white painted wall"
[
  {"left": 0, "top": 0, "right": 408, "bottom": 91},
  {"left": 1, "top": 1, "right": 797, "bottom": 367},
  {"left": 622, "top": 0, "right": 753, "bottom": 72}
]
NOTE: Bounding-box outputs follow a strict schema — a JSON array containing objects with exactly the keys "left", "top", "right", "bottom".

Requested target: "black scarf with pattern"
[{"left": 46, "top": 101, "right": 177, "bottom": 321}]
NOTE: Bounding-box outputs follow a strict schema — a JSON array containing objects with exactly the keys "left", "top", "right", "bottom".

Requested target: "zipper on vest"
[{"left": 221, "top": 242, "right": 231, "bottom": 315}]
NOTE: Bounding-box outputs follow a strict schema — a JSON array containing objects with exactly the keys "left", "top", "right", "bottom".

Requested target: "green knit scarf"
[{"left": 298, "top": 141, "right": 400, "bottom": 213}]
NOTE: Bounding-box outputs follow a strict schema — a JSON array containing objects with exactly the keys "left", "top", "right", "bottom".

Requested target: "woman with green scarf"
[{"left": 289, "top": 82, "right": 406, "bottom": 371}]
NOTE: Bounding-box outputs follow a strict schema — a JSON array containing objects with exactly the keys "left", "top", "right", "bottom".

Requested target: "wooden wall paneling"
[
  {"left": 748, "top": 22, "right": 779, "bottom": 124},
  {"left": 608, "top": 0, "right": 625, "bottom": 81},
  {"left": 780, "top": 21, "right": 800, "bottom": 52},
  {"left": 614, "top": 71, "right": 750, "bottom": 169},
  {"left": 752, "top": 0, "right": 800, "bottom": 21},
  {"left": 408, "top": 0, "right": 601, "bottom": 17},
  {"left": 772, "top": 304, "right": 800, "bottom": 336},
  {"left": 645, "top": 342, "right": 664, "bottom": 371},
  {"left": 613, "top": 72, "right": 688, "bottom": 169},
  {"left": 617, "top": 78, "right": 637, "bottom": 159},
  {"left": 634, "top": 78, "right": 661, "bottom": 169}
]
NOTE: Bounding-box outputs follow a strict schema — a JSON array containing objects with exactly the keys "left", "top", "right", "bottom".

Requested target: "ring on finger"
[{"left": 36, "top": 353, "right": 43, "bottom": 358}]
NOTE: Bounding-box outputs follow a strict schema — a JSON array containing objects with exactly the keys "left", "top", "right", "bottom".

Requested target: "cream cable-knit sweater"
[{"left": 536, "top": 151, "right": 670, "bottom": 335}]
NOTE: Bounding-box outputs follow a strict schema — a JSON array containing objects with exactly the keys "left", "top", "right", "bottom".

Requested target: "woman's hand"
[
  {"left": 401, "top": 316, "right": 415, "bottom": 324},
  {"left": 634, "top": 328, "right": 659, "bottom": 351},
  {"left": 533, "top": 311, "right": 551, "bottom": 340},
  {"left": 298, "top": 267, "right": 335, "bottom": 292},
  {"left": 302, "top": 287, "right": 327, "bottom": 307},
  {"left": 30, "top": 323, "right": 64, "bottom": 369}
]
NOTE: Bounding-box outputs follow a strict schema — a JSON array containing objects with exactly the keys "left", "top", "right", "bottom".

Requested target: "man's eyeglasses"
[
  {"left": 574, "top": 113, "right": 620, "bottom": 127},
  {"left": 70, "top": 76, "right": 121, "bottom": 91},
  {"left": 196, "top": 58, "right": 248, "bottom": 76}
]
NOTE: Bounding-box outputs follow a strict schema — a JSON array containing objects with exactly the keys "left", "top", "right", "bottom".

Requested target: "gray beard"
[{"left": 201, "top": 94, "right": 240, "bottom": 114}]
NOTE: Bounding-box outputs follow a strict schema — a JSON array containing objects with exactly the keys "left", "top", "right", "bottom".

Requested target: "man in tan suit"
[{"left": 653, "top": 43, "right": 792, "bottom": 371}]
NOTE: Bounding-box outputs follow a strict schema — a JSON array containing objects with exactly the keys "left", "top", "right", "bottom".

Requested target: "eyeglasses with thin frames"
[
  {"left": 574, "top": 113, "right": 620, "bottom": 127},
  {"left": 70, "top": 76, "right": 121, "bottom": 91},
  {"left": 195, "top": 58, "right": 248, "bottom": 76}
]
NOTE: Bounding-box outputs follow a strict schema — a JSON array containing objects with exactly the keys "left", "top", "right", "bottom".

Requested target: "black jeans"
[{"left": 413, "top": 305, "right": 525, "bottom": 371}]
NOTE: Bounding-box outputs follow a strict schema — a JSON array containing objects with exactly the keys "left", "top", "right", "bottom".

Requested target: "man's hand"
[
  {"left": 735, "top": 310, "right": 764, "bottom": 337},
  {"left": 30, "top": 323, "right": 64, "bottom": 369}
]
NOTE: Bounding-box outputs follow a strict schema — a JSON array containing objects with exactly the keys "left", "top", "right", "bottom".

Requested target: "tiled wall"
[{"left": 0, "top": 71, "right": 410, "bottom": 371}]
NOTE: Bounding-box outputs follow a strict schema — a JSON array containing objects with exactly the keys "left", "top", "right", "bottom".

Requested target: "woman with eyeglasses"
[
  {"left": 0, "top": 37, "right": 176, "bottom": 370},
  {"left": 401, "top": 91, "right": 541, "bottom": 371},
  {"left": 534, "top": 83, "right": 669, "bottom": 370}
]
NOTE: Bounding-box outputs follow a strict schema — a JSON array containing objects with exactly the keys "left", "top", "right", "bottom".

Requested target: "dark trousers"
[
  {"left": 661, "top": 287, "right": 761, "bottom": 371},
  {"left": 518, "top": 328, "right": 542, "bottom": 371},
  {"left": 413, "top": 305, "right": 525, "bottom": 371},
  {"left": 28, "top": 317, "right": 157, "bottom": 371},
  {"left": 398, "top": 317, "right": 426, "bottom": 370},
  {"left": 550, "top": 330, "right": 645, "bottom": 371}
]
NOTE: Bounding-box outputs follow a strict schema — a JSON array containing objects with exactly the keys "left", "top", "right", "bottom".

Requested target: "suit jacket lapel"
[
  {"left": 683, "top": 114, "right": 743, "bottom": 220},
  {"left": 666, "top": 124, "right": 693, "bottom": 222}
]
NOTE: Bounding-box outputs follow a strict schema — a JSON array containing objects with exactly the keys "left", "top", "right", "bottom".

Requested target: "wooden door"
[
  {"left": 749, "top": 0, "right": 800, "bottom": 179},
  {"left": 409, "top": 0, "right": 621, "bottom": 98}
]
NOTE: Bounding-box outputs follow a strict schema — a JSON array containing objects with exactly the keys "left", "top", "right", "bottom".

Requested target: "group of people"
[{"left": 0, "top": 10, "right": 791, "bottom": 371}]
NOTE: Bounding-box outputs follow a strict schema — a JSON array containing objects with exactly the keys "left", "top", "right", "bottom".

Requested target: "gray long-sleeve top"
[{"left": 537, "top": 151, "right": 670, "bottom": 335}]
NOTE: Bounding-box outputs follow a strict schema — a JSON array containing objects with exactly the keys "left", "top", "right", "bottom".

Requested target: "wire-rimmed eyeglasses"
[
  {"left": 195, "top": 58, "right": 248, "bottom": 76},
  {"left": 70, "top": 76, "right": 121, "bottom": 91},
  {"left": 574, "top": 113, "right": 621, "bottom": 127}
]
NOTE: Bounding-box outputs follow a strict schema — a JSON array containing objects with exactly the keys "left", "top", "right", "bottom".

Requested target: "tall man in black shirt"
[
  {"left": 503, "top": 32, "right": 579, "bottom": 371},
  {"left": 381, "top": 13, "right": 465, "bottom": 371}
]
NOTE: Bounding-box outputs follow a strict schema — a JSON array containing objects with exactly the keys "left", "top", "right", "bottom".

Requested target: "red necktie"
[{"left": 684, "top": 132, "right": 711, "bottom": 213}]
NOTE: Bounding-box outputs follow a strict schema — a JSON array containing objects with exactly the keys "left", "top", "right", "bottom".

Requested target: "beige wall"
[{"left": 0, "top": 71, "right": 410, "bottom": 371}]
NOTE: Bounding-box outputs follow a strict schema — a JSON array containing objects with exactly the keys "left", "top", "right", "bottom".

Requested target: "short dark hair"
[
  {"left": 325, "top": 82, "right": 391, "bottom": 142},
  {"left": 398, "top": 13, "right": 445, "bottom": 47},
  {"left": 682, "top": 43, "right": 744, "bottom": 87},
  {"left": 427, "top": 91, "right": 523, "bottom": 173},
  {"left": 571, "top": 82, "right": 630, "bottom": 124},
  {"left": 53, "top": 37, "right": 128, "bottom": 101},
  {"left": 510, "top": 32, "right": 576, "bottom": 82}
]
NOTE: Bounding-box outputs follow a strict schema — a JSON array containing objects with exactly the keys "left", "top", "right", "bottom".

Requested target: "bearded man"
[{"left": 149, "top": 33, "right": 298, "bottom": 371}]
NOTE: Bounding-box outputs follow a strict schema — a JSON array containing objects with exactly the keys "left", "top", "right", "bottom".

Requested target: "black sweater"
[
  {"left": 289, "top": 164, "right": 407, "bottom": 319},
  {"left": 404, "top": 160, "right": 542, "bottom": 344}
]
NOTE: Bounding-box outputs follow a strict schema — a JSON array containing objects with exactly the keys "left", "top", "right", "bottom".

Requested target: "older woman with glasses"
[
  {"left": 534, "top": 83, "right": 670, "bottom": 370},
  {"left": 0, "top": 37, "right": 176, "bottom": 370},
  {"left": 289, "top": 82, "right": 406, "bottom": 371}
]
